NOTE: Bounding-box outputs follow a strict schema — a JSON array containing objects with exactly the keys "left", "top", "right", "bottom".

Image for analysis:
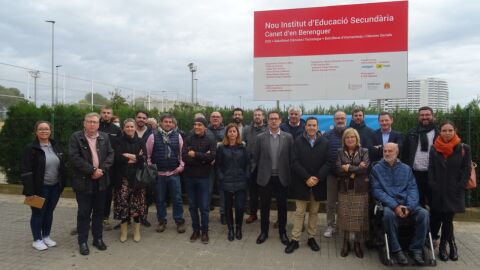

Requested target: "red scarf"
[{"left": 434, "top": 134, "right": 461, "bottom": 159}]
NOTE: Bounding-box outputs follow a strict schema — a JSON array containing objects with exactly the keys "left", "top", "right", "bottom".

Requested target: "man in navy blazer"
[{"left": 370, "top": 112, "right": 404, "bottom": 164}]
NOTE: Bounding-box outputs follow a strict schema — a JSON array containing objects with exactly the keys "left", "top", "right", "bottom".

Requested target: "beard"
[{"left": 233, "top": 118, "right": 242, "bottom": 124}]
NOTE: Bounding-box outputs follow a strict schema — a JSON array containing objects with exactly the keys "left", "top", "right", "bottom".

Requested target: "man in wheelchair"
[{"left": 370, "top": 143, "right": 430, "bottom": 266}]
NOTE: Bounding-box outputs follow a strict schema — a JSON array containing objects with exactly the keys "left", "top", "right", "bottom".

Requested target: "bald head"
[{"left": 383, "top": 143, "right": 399, "bottom": 165}]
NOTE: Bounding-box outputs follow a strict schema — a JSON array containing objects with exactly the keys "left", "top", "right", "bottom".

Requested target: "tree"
[
  {"left": 109, "top": 90, "right": 128, "bottom": 111},
  {"left": 78, "top": 92, "right": 109, "bottom": 107},
  {"left": 0, "top": 85, "right": 25, "bottom": 109}
]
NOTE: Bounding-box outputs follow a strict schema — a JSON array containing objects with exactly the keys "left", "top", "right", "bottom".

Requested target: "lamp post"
[
  {"left": 28, "top": 70, "right": 40, "bottom": 106},
  {"left": 193, "top": 78, "right": 198, "bottom": 104},
  {"left": 55, "top": 65, "right": 62, "bottom": 105},
  {"left": 187, "top": 63, "right": 197, "bottom": 104},
  {"left": 45, "top": 20, "right": 55, "bottom": 106}
]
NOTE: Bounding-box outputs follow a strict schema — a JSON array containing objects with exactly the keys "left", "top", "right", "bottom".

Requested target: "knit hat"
[{"left": 194, "top": 117, "right": 208, "bottom": 127}]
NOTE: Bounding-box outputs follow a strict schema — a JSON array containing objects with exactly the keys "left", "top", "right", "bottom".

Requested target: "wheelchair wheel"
[
  {"left": 379, "top": 245, "right": 393, "bottom": 266},
  {"left": 423, "top": 245, "right": 437, "bottom": 266}
]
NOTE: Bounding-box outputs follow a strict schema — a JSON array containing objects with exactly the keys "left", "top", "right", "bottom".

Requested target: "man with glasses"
[
  {"left": 322, "top": 110, "right": 347, "bottom": 238},
  {"left": 253, "top": 111, "right": 293, "bottom": 246},
  {"left": 69, "top": 112, "right": 114, "bottom": 255}
]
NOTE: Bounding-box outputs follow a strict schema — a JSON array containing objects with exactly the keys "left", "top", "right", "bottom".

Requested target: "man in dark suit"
[
  {"left": 370, "top": 112, "right": 404, "bottom": 163},
  {"left": 253, "top": 111, "right": 293, "bottom": 246}
]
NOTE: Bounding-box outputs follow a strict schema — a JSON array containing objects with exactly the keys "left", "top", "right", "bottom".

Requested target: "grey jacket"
[
  {"left": 69, "top": 130, "right": 114, "bottom": 193},
  {"left": 253, "top": 130, "right": 293, "bottom": 187}
]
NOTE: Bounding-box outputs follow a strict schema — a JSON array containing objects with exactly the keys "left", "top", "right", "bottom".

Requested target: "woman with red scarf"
[{"left": 428, "top": 121, "right": 472, "bottom": 262}]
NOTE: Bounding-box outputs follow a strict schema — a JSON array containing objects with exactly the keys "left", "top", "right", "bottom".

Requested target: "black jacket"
[
  {"left": 99, "top": 120, "right": 122, "bottom": 147},
  {"left": 21, "top": 139, "right": 67, "bottom": 196},
  {"left": 428, "top": 143, "right": 472, "bottom": 213},
  {"left": 370, "top": 129, "right": 404, "bottom": 163},
  {"left": 402, "top": 126, "right": 439, "bottom": 167},
  {"left": 68, "top": 131, "right": 114, "bottom": 193},
  {"left": 182, "top": 132, "right": 216, "bottom": 178},
  {"left": 112, "top": 134, "right": 146, "bottom": 187},
  {"left": 215, "top": 144, "right": 250, "bottom": 192},
  {"left": 291, "top": 132, "right": 330, "bottom": 201}
]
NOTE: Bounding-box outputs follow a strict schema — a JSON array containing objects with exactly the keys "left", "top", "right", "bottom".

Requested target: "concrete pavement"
[{"left": 0, "top": 193, "right": 479, "bottom": 270}]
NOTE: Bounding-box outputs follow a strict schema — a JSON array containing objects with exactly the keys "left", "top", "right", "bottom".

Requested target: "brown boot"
[
  {"left": 354, "top": 241, "right": 364, "bottom": 258},
  {"left": 120, "top": 222, "right": 128, "bottom": 243},
  {"left": 341, "top": 238, "right": 350, "bottom": 257},
  {"left": 133, "top": 223, "right": 141, "bottom": 242}
]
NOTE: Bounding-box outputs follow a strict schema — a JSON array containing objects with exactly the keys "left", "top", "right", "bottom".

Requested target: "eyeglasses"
[{"left": 85, "top": 121, "right": 99, "bottom": 125}]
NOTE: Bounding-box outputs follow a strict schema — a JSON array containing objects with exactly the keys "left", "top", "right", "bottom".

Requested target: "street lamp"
[
  {"left": 28, "top": 70, "right": 40, "bottom": 106},
  {"left": 187, "top": 63, "right": 197, "bottom": 104},
  {"left": 193, "top": 78, "right": 198, "bottom": 104},
  {"left": 45, "top": 20, "right": 55, "bottom": 106},
  {"left": 55, "top": 65, "right": 62, "bottom": 105}
]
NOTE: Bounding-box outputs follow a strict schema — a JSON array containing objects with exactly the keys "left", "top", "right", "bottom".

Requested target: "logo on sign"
[{"left": 384, "top": 82, "right": 391, "bottom": 89}]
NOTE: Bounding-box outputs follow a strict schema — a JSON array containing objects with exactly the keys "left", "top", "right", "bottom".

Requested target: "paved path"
[{"left": 0, "top": 193, "right": 479, "bottom": 270}]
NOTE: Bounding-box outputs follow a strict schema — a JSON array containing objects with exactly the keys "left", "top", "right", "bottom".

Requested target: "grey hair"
[
  {"left": 123, "top": 118, "right": 136, "bottom": 126},
  {"left": 288, "top": 106, "right": 302, "bottom": 115},
  {"left": 84, "top": 112, "right": 100, "bottom": 121}
]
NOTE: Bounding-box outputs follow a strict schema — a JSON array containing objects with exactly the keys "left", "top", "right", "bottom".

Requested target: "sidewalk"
[{"left": 0, "top": 193, "right": 479, "bottom": 270}]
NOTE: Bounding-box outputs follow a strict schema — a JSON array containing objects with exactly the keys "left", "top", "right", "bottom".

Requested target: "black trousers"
[
  {"left": 431, "top": 211, "right": 455, "bottom": 241},
  {"left": 224, "top": 190, "right": 246, "bottom": 226},
  {"left": 248, "top": 168, "right": 259, "bottom": 215},
  {"left": 259, "top": 176, "right": 288, "bottom": 234},
  {"left": 76, "top": 187, "right": 106, "bottom": 244},
  {"left": 413, "top": 170, "right": 430, "bottom": 207},
  {"left": 103, "top": 182, "right": 113, "bottom": 219}
]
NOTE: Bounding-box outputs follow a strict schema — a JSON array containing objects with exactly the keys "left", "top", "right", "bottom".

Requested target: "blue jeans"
[
  {"left": 209, "top": 171, "right": 225, "bottom": 214},
  {"left": 30, "top": 184, "right": 61, "bottom": 241},
  {"left": 383, "top": 206, "right": 430, "bottom": 254},
  {"left": 185, "top": 177, "right": 210, "bottom": 232},
  {"left": 155, "top": 175, "right": 184, "bottom": 223}
]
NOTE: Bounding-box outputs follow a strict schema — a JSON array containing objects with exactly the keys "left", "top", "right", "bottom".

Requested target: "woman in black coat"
[
  {"left": 113, "top": 118, "right": 147, "bottom": 243},
  {"left": 215, "top": 124, "right": 249, "bottom": 241},
  {"left": 286, "top": 117, "right": 330, "bottom": 254},
  {"left": 428, "top": 121, "right": 472, "bottom": 261},
  {"left": 21, "top": 121, "right": 67, "bottom": 251}
]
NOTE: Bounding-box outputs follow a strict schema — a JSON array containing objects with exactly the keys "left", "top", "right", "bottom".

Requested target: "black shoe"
[
  {"left": 392, "top": 251, "right": 409, "bottom": 266},
  {"left": 279, "top": 232, "right": 289, "bottom": 246},
  {"left": 227, "top": 226, "right": 234, "bottom": 241},
  {"left": 220, "top": 214, "right": 226, "bottom": 225},
  {"left": 439, "top": 240, "right": 448, "bottom": 261},
  {"left": 285, "top": 240, "right": 299, "bottom": 254},
  {"left": 79, "top": 243, "right": 89, "bottom": 256},
  {"left": 235, "top": 225, "right": 242, "bottom": 240},
  {"left": 140, "top": 217, "right": 151, "bottom": 227},
  {"left": 449, "top": 240, "right": 458, "bottom": 261},
  {"left": 411, "top": 252, "right": 425, "bottom": 266},
  {"left": 92, "top": 239, "right": 107, "bottom": 251},
  {"left": 307, "top": 238, "right": 320, "bottom": 251},
  {"left": 256, "top": 232, "right": 268, "bottom": 244}
]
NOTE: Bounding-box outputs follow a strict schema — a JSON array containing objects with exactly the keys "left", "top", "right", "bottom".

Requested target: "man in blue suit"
[{"left": 370, "top": 112, "right": 403, "bottom": 163}]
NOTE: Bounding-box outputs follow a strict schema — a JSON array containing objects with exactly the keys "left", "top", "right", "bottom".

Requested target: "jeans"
[
  {"left": 75, "top": 186, "right": 106, "bottom": 244},
  {"left": 383, "top": 206, "right": 429, "bottom": 254},
  {"left": 30, "top": 183, "right": 61, "bottom": 241},
  {"left": 185, "top": 177, "right": 210, "bottom": 232},
  {"left": 224, "top": 190, "right": 246, "bottom": 226},
  {"left": 259, "top": 176, "right": 288, "bottom": 234},
  {"left": 209, "top": 171, "right": 225, "bottom": 214},
  {"left": 326, "top": 174, "right": 338, "bottom": 228},
  {"left": 155, "top": 175, "right": 184, "bottom": 223}
]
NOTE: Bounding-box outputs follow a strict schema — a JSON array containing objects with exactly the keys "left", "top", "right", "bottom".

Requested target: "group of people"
[{"left": 21, "top": 105, "right": 472, "bottom": 265}]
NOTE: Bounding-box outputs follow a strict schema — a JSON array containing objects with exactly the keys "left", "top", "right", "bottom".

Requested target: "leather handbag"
[
  {"left": 461, "top": 144, "right": 477, "bottom": 189},
  {"left": 135, "top": 159, "right": 157, "bottom": 188}
]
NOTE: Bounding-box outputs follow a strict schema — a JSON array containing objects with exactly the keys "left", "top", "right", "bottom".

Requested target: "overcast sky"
[{"left": 1, "top": 0, "right": 479, "bottom": 109}]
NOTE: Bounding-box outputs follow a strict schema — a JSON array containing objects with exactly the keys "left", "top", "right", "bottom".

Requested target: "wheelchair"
[{"left": 373, "top": 203, "right": 437, "bottom": 266}]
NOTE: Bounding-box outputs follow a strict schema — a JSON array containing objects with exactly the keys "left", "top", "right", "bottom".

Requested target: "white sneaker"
[
  {"left": 43, "top": 236, "right": 57, "bottom": 247},
  {"left": 32, "top": 240, "right": 48, "bottom": 251},
  {"left": 323, "top": 226, "right": 335, "bottom": 238}
]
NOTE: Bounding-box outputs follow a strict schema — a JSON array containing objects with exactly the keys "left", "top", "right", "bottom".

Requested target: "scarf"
[
  {"left": 417, "top": 123, "right": 435, "bottom": 152},
  {"left": 434, "top": 134, "right": 461, "bottom": 159},
  {"left": 159, "top": 127, "right": 174, "bottom": 158}
]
